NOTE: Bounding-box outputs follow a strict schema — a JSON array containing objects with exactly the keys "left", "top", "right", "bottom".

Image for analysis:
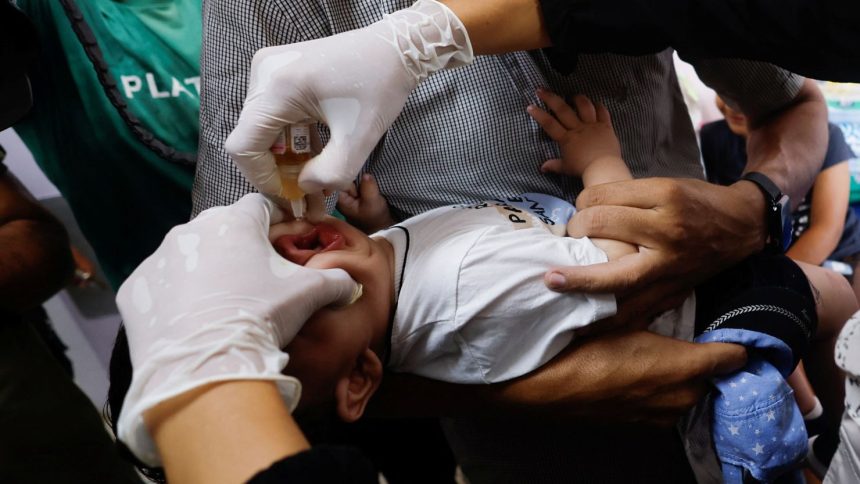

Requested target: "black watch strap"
[
  {"left": 741, "top": 172, "right": 786, "bottom": 253},
  {"left": 742, "top": 172, "right": 782, "bottom": 202}
]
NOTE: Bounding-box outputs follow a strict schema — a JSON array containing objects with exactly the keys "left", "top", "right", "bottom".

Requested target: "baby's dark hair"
[{"left": 106, "top": 326, "right": 166, "bottom": 483}]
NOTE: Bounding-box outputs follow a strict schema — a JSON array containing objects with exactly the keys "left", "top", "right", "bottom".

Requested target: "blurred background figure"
[{"left": 13, "top": 0, "right": 200, "bottom": 290}]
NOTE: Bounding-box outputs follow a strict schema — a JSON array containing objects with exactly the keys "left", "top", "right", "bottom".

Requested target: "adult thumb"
[{"left": 696, "top": 342, "right": 748, "bottom": 377}]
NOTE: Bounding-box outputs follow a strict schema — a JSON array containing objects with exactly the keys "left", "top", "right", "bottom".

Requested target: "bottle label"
[{"left": 290, "top": 125, "right": 311, "bottom": 154}]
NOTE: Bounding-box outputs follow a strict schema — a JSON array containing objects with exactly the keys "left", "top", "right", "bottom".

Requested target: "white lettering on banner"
[
  {"left": 146, "top": 73, "right": 170, "bottom": 99},
  {"left": 121, "top": 75, "right": 143, "bottom": 99},
  {"left": 184, "top": 77, "right": 200, "bottom": 94},
  {"left": 118, "top": 73, "right": 201, "bottom": 100},
  {"left": 171, "top": 78, "right": 193, "bottom": 98}
]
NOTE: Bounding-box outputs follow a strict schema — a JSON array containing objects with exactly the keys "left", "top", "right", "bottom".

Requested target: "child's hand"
[
  {"left": 337, "top": 173, "right": 395, "bottom": 234},
  {"left": 528, "top": 90, "right": 622, "bottom": 176}
]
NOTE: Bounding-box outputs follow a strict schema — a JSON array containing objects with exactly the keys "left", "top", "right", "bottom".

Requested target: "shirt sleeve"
[
  {"left": 538, "top": 0, "right": 860, "bottom": 82},
  {"left": 247, "top": 445, "right": 376, "bottom": 484},
  {"left": 690, "top": 59, "right": 804, "bottom": 121},
  {"left": 823, "top": 123, "right": 857, "bottom": 170}
]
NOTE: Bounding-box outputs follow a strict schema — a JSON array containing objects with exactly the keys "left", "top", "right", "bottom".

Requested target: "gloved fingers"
[
  {"left": 304, "top": 192, "right": 327, "bottom": 223},
  {"left": 225, "top": 101, "right": 295, "bottom": 198},
  {"left": 232, "top": 193, "right": 283, "bottom": 229},
  {"left": 299, "top": 96, "right": 398, "bottom": 193},
  {"left": 299, "top": 140, "right": 359, "bottom": 193},
  {"left": 268, "top": 265, "right": 362, "bottom": 346},
  {"left": 268, "top": 219, "right": 315, "bottom": 243}
]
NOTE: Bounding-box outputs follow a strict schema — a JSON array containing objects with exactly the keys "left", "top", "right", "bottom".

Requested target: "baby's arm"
[
  {"left": 337, "top": 173, "right": 395, "bottom": 234},
  {"left": 527, "top": 91, "right": 636, "bottom": 261}
]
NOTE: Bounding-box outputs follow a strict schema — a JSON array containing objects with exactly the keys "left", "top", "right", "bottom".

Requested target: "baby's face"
[{"left": 272, "top": 217, "right": 392, "bottom": 409}]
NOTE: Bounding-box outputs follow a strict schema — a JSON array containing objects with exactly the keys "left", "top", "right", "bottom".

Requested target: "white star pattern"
[
  {"left": 766, "top": 411, "right": 776, "bottom": 421},
  {"left": 741, "top": 377, "right": 748, "bottom": 384},
  {"left": 739, "top": 396, "right": 745, "bottom": 401},
  {"left": 755, "top": 429, "right": 761, "bottom": 435},
  {"left": 730, "top": 382, "right": 738, "bottom": 388},
  {"left": 729, "top": 424, "right": 740, "bottom": 436},
  {"left": 752, "top": 443, "right": 765, "bottom": 455},
  {"left": 752, "top": 390, "right": 758, "bottom": 396}
]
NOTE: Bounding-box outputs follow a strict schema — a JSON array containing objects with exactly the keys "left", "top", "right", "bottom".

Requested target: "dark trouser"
[
  {"left": 306, "top": 416, "right": 457, "bottom": 484},
  {"left": 0, "top": 317, "right": 139, "bottom": 483},
  {"left": 443, "top": 418, "right": 696, "bottom": 483}
]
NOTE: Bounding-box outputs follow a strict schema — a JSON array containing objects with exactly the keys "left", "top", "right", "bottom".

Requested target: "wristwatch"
[{"left": 741, "top": 172, "right": 792, "bottom": 253}]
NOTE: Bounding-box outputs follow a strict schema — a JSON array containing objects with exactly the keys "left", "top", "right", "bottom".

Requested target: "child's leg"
[
  {"left": 787, "top": 362, "right": 819, "bottom": 415},
  {"left": 795, "top": 261, "right": 860, "bottom": 423}
]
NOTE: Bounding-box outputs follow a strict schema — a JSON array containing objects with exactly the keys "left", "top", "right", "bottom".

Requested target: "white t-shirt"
[{"left": 374, "top": 197, "right": 617, "bottom": 384}]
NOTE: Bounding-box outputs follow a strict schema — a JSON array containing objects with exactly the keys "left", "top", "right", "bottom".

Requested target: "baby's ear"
[{"left": 334, "top": 348, "right": 383, "bottom": 423}]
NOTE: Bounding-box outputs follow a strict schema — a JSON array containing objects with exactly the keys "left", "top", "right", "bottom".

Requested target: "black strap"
[{"left": 58, "top": 0, "right": 196, "bottom": 166}]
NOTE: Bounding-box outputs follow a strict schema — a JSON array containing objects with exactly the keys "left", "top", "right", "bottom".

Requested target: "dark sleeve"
[
  {"left": 247, "top": 445, "right": 376, "bottom": 484},
  {"left": 699, "top": 122, "right": 723, "bottom": 184},
  {"left": 539, "top": 0, "right": 860, "bottom": 82},
  {"left": 699, "top": 121, "right": 747, "bottom": 186},
  {"left": 822, "top": 123, "right": 857, "bottom": 170}
]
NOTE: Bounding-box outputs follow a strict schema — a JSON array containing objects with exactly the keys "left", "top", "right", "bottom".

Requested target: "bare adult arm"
[
  {"left": 370, "top": 331, "right": 746, "bottom": 426},
  {"left": 742, "top": 79, "right": 829, "bottom": 204},
  {"left": 442, "top": 0, "right": 860, "bottom": 82},
  {"left": 787, "top": 162, "right": 851, "bottom": 265},
  {"left": 145, "top": 381, "right": 310, "bottom": 484},
  {"left": 440, "top": 0, "right": 549, "bottom": 54},
  {"left": 0, "top": 167, "right": 73, "bottom": 312}
]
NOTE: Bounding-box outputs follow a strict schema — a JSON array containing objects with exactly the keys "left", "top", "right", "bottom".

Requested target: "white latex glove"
[
  {"left": 115, "top": 193, "right": 362, "bottom": 466},
  {"left": 224, "top": 0, "right": 473, "bottom": 218}
]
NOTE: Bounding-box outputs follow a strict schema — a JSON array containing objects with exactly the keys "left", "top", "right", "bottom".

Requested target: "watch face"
[{"left": 778, "top": 195, "right": 793, "bottom": 252}]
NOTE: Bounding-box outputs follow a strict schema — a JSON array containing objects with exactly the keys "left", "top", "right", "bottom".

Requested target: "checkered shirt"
[{"left": 194, "top": 0, "right": 803, "bottom": 220}]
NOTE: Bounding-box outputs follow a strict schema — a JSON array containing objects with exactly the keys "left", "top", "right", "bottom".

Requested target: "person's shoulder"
[{"left": 823, "top": 122, "right": 856, "bottom": 169}]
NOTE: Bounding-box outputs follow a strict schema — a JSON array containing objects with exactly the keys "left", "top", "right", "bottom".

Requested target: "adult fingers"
[
  {"left": 576, "top": 179, "right": 675, "bottom": 210},
  {"left": 304, "top": 192, "right": 327, "bottom": 223},
  {"left": 225, "top": 101, "right": 289, "bottom": 199},
  {"left": 567, "top": 205, "right": 661, "bottom": 245},
  {"left": 232, "top": 193, "right": 282, "bottom": 229},
  {"left": 545, "top": 251, "right": 660, "bottom": 294},
  {"left": 269, "top": 265, "right": 362, "bottom": 346},
  {"left": 536, "top": 89, "right": 581, "bottom": 128},
  {"left": 691, "top": 342, "right": 748, "bottom": 377},
  {"left": 527, "top": 105, "right": 567, "bottom": 141},
  {"left": 572, "top": 95, "right": 597, "bottom": 123}
]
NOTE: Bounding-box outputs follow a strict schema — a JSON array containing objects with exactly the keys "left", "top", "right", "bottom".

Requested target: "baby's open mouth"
[{"left": 273, "top": 223, "right": 346, "bottom": 265}]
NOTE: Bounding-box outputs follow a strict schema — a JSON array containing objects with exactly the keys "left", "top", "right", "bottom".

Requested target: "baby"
[{"left": 274, "top": 92, "right": 856, "bottom": 481}]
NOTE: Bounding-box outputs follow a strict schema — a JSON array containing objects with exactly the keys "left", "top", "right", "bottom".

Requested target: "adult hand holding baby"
[
  {"left": 224, "top": 0, "right": 473, "bottom": 218},
  {"left": 550, "top": 178, "right": 767, "bottom": 328},
  {"left": 115, "top": 193, "right": 361, "bottom": 466}
]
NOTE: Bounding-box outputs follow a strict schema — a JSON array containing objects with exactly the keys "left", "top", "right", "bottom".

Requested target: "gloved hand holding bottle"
[
  {"left": 224, "top": 0, "right": 474, "bottom": 219},
  {"left": 115, "top": 193, "right": 362, "bottom": 466}
]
